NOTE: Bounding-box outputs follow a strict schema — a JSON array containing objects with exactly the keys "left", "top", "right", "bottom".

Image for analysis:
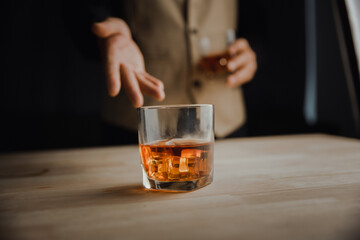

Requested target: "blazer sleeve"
[
  {"left": 61, "top": 0, "right": 117, "bottom": 61},
  {"left": 237, "top": 0, "right": 267, "bottom": 70}
]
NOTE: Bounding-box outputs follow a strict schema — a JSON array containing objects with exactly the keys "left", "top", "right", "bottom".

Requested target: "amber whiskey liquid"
[
  {"left": 140, "top": 139, "right": 213, "bottom": 188},
  {"left": 197, "top": 52, "right": 230, "bottom": 75}
]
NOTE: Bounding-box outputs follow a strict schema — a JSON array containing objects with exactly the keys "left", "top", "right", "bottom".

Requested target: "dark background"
[{"left": 0, "top": 0, "right": 358, "bottom": 152}]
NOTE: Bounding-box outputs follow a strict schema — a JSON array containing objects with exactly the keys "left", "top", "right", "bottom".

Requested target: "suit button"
[
  {"left": 189, "top": 28, "right": 198, "bottom": 34},
  {"left": 193, "top": 79, "right": 202, "bottom": 88}
]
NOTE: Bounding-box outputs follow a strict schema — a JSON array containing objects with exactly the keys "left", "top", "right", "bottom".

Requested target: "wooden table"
[{"left": 1, "top": 134, "right": 360, "bottom": 240}]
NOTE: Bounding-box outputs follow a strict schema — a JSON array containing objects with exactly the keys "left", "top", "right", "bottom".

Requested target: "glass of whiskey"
[
  {"left": 197, "top": 29, "right": 236, "bottom": 76},
  {"left": 137, "top": 104, "right": 214, "bottom": 192}
]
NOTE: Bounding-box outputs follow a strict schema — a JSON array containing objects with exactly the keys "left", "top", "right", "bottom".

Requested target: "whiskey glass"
[
  {"left": 137, "top": 104, "right": 214, "bottom": 192},
  {"left": 197, "top": 29, "right": 236, "bottom": 75}
]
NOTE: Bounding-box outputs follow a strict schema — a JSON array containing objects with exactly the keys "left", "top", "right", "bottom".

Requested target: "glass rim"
[{"left": 137, "top": 104, "right": 214, "bottom": 110}]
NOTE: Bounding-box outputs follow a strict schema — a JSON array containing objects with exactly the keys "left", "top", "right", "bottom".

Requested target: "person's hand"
[
  {"left": 92, "top": 17, "right": 165, "bottom": 107},
  {"left": 226, "top": 38, "right": 257, "bottom": 87}
]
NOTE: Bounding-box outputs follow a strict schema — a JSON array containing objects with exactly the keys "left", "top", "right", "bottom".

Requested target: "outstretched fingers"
[
  {"left": 105, "top": 54, "right": 121, "bottom": 97},
  {"left": 121, "top": 65, "right": 144, "bottom": 107},
  {"left": 136, "top": 72, "right": 165, "bottom": 101}
]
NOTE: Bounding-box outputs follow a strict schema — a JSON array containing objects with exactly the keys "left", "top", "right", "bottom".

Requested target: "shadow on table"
[
  {"left": 83, "top": 183, "right": 185, "bottom": 206},
  {"left": 102, "top": 184, "right": 183, "bottom": 197},
  {"left": 1, "top": 184, "right": 185, "bottom": 215}
]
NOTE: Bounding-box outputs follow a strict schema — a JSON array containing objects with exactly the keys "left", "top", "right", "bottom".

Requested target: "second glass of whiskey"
[
  {"left": 137, "top": 104, "right": 214, "bottom": 192},
  {"left": 197, "top": 29, "right": 236, "bottom": 76}
]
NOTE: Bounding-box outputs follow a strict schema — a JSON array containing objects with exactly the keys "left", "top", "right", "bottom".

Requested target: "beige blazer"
[{"left": 102, "top": 0, "right": 246, "bottom": 138}]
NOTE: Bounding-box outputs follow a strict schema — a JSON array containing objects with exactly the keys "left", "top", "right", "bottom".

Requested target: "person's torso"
[{"left": 103, "top": 0, "right": 246, "bottom": 137}]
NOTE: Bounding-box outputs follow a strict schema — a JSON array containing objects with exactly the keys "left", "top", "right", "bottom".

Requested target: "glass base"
[{"left": 142, "top": 171, "right": 213, "bottom": 192}]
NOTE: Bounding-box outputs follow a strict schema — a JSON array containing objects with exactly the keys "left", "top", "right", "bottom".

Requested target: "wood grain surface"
[{"left": 1, "top": 134, "right": 360, "bottom": 240}]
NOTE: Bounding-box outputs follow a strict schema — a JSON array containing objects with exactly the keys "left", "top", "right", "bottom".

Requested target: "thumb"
[{"left": 92, "top": 17, "right": 131, "bottom": 39}]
